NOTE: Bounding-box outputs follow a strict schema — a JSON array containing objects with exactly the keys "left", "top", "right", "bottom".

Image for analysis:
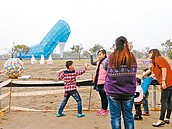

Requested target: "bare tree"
[
  {"left": 161, "top": 39, "right": 172, "bottom": 59},
  {"left": 71, "top": 44, "right": 83, "bottom": 60},
  {"left": 89, "top": 44, "right": 104, "bottom": 57},
  {"left": 161, "top": 39, "right": 172, "bottom": 52},
  {"left": 14, "top": 44, "right": 30, "bottom": 57}
]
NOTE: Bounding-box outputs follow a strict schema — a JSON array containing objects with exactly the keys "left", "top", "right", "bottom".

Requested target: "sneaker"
[
  {"left": 96, "top": 108, "right": 103, "bottom": 115},
  {"left": 101, "top": 110, "right": 109, "bottom": 115},
  {"left": 77, "top": 113, "right": 85, "bottom": 118},
  {"left": 96, "top": 109, "right": 109, "bottom": 116},
  {"left": 134, "top": 115, "right": 139, "bottom": 120},
  {"left": 56, "top": 113, "right": 66, "bottom": 117},
  {"left": 138, "top": 116, "right": 143, "bottom": 120},
  {"left": 142, "top": 111, "right": 150, "bottom": 116}
]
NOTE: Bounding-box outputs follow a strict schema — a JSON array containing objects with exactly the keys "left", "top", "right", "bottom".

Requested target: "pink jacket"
[{"left": 94, "top": 60, "right": 107, "bottom": 85}]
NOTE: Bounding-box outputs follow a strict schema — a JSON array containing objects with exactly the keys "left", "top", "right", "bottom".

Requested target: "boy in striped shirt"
[{"left": 56, "top": 60, "right": 88, "bottom": 118}]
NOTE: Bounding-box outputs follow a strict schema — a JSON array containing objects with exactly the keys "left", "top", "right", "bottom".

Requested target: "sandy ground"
[
  {"left": 1, "top": 110, "right": 172, "bottom": 129},
  {"left": 0, "top": 59, "right": 172, "bottom": 129},
  {"left": 0, "top": 86, "right": 171, "bottom": 129}
]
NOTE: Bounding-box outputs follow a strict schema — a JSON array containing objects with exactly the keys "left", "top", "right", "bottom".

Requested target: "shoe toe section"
[
  {"left": 152, "top": 121, "right": 165, "bottom": 127},
  {"left": 56, "top": 113, "right": 65, "bottom": 117},
  {"left": 142, "top": 112, "right": 150, "bottom": 116},
  {"left": 164, "top": 120, "right": 170, "bottom": 124},
  {"left": 77, "top": 114, "right": 85, "bottom": 118},
  {"left": 96, "top": 110, "right": 109, "bottom": 116}
]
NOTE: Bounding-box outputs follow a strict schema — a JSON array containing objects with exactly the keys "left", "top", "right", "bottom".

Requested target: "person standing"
[
  {"left": 56, "top": 61, "right": 88, "bottom": 118},
  {"left": 90, "top": 49, "right": 108, "bottom": 116},
  {"left": 134, "top": 77, "right": 143, "bottom": 120},
  {"left": 141, "top": 49, "right": 172, "bottom": 127},
  {"left": 141, "top": 68, "right": 153, "bottom": 116},
  {"left": 104, "top": 36, "right": 137, "bottom": 129}
]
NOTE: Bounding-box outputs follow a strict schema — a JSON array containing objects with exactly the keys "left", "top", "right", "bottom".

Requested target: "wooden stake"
[
  {"left": 88, "top": 74, "right": 93, "bottom": 110},
  {"left": 9, "top": 80, "right": 12, "bottom": 114}
]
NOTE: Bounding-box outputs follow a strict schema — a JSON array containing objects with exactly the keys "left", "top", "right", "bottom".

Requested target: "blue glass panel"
[{"left": 17, "top": 20, "right": 71, "bottom": 59}]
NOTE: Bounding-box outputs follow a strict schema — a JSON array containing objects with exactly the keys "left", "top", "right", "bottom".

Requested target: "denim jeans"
[
  {"left": 107, "top": 95, "right": 135, "bottom": 129},
  {"left": 142, "top": 91, "right": 149, "bottom": 112},
  {"left": 58, "top": 90, "right": 82, "bottom": 114}
]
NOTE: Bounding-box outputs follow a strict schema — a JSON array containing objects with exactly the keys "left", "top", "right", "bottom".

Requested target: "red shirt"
[
  {"left": 57, "top": 68, "right": 87, "bottom": 92},
  {"left": 150, "top": 56, "right": 172, "bottom": 87}
]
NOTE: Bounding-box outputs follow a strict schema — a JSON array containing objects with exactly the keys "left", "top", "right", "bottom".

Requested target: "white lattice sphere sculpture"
[{"left": 4, "top": 58, "right": 24, "bottom": 78}]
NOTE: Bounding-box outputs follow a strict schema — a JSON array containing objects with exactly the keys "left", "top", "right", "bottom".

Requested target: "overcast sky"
[{"left": 0, "top": 0, "right": 172, "bottom": 53}]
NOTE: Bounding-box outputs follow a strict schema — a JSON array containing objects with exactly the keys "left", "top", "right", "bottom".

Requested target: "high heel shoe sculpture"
[{"left": 17, "top": 20, "right": 71, "bottom": 59}]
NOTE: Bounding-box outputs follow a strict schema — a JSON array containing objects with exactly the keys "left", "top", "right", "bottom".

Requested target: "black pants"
[
  {"left": 98, "top": 84, "right": 108, "bottom": 110},
  {"left": 160, "top": 89, "right": 172, "bottom": 120},
  {"left": 134, "top": 103, "right": 142, "bottom": 117}
]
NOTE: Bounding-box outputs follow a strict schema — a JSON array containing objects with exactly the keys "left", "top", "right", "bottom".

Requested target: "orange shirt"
[{"left": 150, "top": 56, "right": 172, "bottom": 87}]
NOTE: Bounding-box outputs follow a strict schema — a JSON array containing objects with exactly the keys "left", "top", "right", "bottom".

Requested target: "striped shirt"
[{"left": 57, "top": 68, "right": 87, "bottom": 92}]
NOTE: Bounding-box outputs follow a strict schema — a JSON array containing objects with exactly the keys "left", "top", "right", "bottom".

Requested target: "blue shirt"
[{"left": 141, "top": 77, "right": 153, "bottom": 95}]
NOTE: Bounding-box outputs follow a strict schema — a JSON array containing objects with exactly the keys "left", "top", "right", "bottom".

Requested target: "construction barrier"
[
  {"left": 0, "top": 79, "right": 12, "bottom": 114},
  {"left": 0, "top": 79, "right": 95, "bottom": 113},
  {"left": 0, "top": 79, "right": 161, "bottom": 114}
]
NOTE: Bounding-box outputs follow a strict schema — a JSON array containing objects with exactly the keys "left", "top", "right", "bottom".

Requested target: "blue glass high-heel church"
[{"left": 17, "top": 20, "right": 71, "bottom": 59}]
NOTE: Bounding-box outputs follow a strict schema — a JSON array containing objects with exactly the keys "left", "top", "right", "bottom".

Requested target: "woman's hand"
[{"left": 161, "top": 81, "right": 167, "bottom": 89}]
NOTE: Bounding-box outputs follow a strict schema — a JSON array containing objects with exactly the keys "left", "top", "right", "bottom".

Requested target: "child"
[
  {"left": 134, "top": 77, "right": 143, "bottom": 120},
  {"left": 90, "top": 49, "right": 108, "bottom": 116},
  {"left": 56, "top": 60, "right": 88, "bottom": 118},
  {"left": 141, "top": 68, "right": 153, "bottom": 116}
]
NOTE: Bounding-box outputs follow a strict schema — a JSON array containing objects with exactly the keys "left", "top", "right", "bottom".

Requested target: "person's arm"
[
  {"left": 128, "top": 41, "right": 133, "bottom": 51},
  {"left": 161, "top": 68, "right": 167, "bottom": 89},
  {"left": 90, "top": 55, "right": 97, "bottom": 66},
  {"left": 141, "top": 69, "right": 151, "bottom": 79},
  {"left": 134, "top": 92, "right": 140, "bottom": 98},
  {"left": 57, "top": 69, "right": 65, "bottom": 80},
  {"left": 103, "top": 58, "right": 108, "bottom": 71},
  {"left": 75, "top": 63, "right": 88, "bottom": 76}
]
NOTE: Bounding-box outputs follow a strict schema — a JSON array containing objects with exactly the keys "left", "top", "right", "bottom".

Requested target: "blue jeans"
[
  {"left": 107, "top": 95, "right": 135, "bottom": 129},
  {"left": 143, "top": 91, "right": 149, "bottom": 112},
  {"left": 58, "top": 90, "right": 82, "bottom": 114}
]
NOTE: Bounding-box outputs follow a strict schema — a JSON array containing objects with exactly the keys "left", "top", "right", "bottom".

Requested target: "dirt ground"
[
  {"left": 0, "top": 59, "right": 172, "bottom": 129},
  {"left": 1, "top": 110, "right": 172, "bottom": 129},
  {"left": 0, "top": 86, "right": 171, "bottom": 129}
]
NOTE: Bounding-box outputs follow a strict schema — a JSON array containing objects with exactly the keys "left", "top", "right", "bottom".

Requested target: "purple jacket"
[{"left": 104, "top": 58, "right": 137, "bottom": 96}]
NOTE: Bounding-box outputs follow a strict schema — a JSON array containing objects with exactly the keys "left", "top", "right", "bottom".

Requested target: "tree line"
[{"left": 3, "top": 39, "right": 172, "bottom": 60}]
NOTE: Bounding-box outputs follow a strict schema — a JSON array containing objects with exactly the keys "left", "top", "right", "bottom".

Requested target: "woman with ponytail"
[
  {"left": 104, "top": 36, "right": 137, "bottom": 129},
  {"left": 90, "top": 49, "right": 108, "bottom": 116}
]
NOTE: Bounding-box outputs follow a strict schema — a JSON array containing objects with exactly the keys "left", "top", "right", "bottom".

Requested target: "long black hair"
[
  {"left": 97, "top": 49, "right": 107, "bottom": 59},
  {"left": 109, "top": 36, "right": 135, "bottom": 69},
  {"left": 94, "top": 49, "right": 107, "bottom": 89}
]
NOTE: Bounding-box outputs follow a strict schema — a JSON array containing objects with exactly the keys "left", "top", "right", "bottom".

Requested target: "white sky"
[{"left": 0, "top": 0, "right": 172, "bottom": 53}]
